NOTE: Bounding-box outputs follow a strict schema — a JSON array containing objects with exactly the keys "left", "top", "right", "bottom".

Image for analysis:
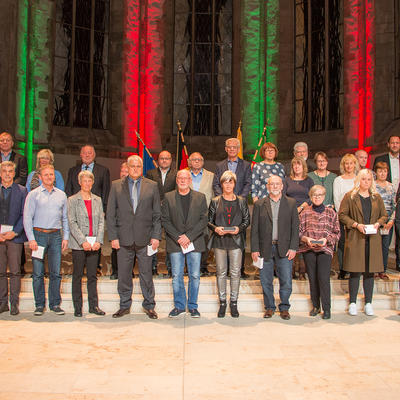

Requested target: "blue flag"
[{"left": 143, "top": 146, "right": 156, "bottom": 176}]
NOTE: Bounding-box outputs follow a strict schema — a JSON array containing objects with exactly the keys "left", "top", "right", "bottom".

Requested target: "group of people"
[{"left": 0, "top": 130, "right": 399, "bottom": 320}]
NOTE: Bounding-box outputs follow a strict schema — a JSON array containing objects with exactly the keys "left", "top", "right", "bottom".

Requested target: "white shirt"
[
  {"left": 160, "top": 168, "right": 169, "bottom": 185},
  {"left": 389, "top": 153, "right": 400, "bottom": 192},
  {"left": 333, "top": 176, "right": 356, "bottom": 211}
]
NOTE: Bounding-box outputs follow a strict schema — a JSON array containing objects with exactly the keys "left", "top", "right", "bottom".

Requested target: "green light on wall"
[{"left": 241, "top": 0, "right": 279, "bottom": 158}]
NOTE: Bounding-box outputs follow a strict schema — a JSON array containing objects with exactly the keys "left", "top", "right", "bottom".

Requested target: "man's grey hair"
[
  {"left": 225, "top": 138, "right": 240, "bottom": 147},
  {"left": 293, "top": 142, "right": 308, "bottom": 152},
  {"left": 127, "top": 155, "right": 143, "bottom": 167},
  {"left": 0, "top": 161, "right": 16, "bottom": 171}
]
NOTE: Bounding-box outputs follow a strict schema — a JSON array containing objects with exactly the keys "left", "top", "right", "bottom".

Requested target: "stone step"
[
  {"left": 19, "top": 276, "right": 400, "bottom": 296},
  {"left": 17, "top": 292, "right": 399, "bottom": 313}
]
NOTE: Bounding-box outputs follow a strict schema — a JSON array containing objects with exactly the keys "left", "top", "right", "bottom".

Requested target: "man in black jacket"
[
  {"left": 0, "top": 132, "right": 28, "bottom": 186},
  {"left": 161, "top": 169, "right": 208, "bottom": 318},
  {"left": 251, "top": 175, "right": 299, "bottom": 320},
  {"left": 146, "top": 150, "right": 176, "bottom": 276}
]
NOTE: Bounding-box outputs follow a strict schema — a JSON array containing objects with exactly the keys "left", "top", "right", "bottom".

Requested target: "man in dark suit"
[
  {"left": 373, "top": 135, "right": 400, "bottom": 184},
  {"left": 251, "top": 175, "right": 299, "bottom": 320},
  {"left": 161, "top": 169, "right": 208, "bottom": 318},
  {"left": 213, "top": 138, "right": 251, "bottom": 197},
  {"left": 65, "top": 144, "right": 110, "bottom": 211},
  {"left": 373, "top": 135, "right": 400, "bottom": 271},
  {"left": 145, "top": 150, "right": 176, "bottom": 276},
  {"left": 0, "top": 161, "right": 27, "bottom": 316},
  {"left": 107, "top": 155, "right": 162, "bottom": 319},
  {"left": 0, "top": 132, "right": 28, "bottom": 185}
]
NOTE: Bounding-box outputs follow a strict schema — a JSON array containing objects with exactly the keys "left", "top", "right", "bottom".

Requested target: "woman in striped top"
[{"left": 298, "top": 185, "right": 340, "bottom": 319}]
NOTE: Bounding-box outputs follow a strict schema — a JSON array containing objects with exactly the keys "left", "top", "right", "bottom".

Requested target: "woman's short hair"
[
  {"left": 350, "top": 168, "right": 378, "bottom": 199},
  {"left": 36, "top": 149, "right": 54, "bottom": 169},
  {"left": 290, "top": 156, "right": 308, "bottom": 179},
  {"left": 260, "top": 142, "right": 278, "bottom": 159},
  {"left": 339, "top": 153, "right": 359, "bottom": 175},
  {"left": 373, "top": 161, "right": 389, "bottom": 173},
  {"left": 220, "top": 170, "right": 237, "bottom": 185},
  {"left": 309, "top": 184, "right": 326, "bottom": 198},
  {"left": 78, "top": 170, "right": 95, "bottom": 184},
  {"left": 314, "top": 151, "right": 328, "bottom": 163}
]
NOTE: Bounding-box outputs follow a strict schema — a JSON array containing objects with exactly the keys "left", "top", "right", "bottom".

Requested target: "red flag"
[{"left": 176, "top": 124, "right": 189, "bottom": 170}]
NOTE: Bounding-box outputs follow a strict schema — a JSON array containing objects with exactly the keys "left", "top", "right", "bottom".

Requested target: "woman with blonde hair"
[
  {"left": 333, "top": 153, "right": 359, "bottom": 279},
  {"left": 339, "top": 169, "right": 387, "bottom": 316},
  {"left": 26, "top": 149, "right": 64, "bottom": 191}
]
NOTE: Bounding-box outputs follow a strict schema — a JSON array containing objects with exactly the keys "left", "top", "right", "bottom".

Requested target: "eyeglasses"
[
  {"left": 312, "top": 193, "right": 325, "bottom": 198},
  {"left": 190, "top": 158, "right": 203, "bottom": 162},
  {"left": 159, "top": 157, "right": 171, "bottom": 161},
  {"left": 226, "top": 146, "right": 239, "bottom": 150}
]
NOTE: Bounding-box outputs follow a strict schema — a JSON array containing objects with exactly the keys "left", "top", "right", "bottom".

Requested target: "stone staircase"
[{"left": 17, "top": 274, "right": 400, "bottom": 314}]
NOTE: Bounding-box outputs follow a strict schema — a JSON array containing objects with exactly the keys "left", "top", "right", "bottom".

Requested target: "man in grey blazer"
[
  {"left": 161, "top": 169, "right": 208, "bottom": 318},
  {"left": 107, "top": 155, "right": 162, "bottom": 319},
  {"left": 251, "top": 175, "right": 299, "bottom": 320}
]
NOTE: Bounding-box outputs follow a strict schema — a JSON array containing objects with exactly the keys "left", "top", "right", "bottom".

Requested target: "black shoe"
[
  {"left": 110, "top": 273, "right": 118, "bottom": 280},
  {"left": 152, "top": 269, "right": 158, "bottom": 276},
  {"left": 0, "top": 303, "right": 9, "bottom": 313},
  {"left": 112, "top": 308, "right": 130, "bottom": 318},
  {"left": 168, "top": 307, "right": 185, "bottom": 318},
  {"left": 89, "top": 307, "right": 106, "bottom": 316},
  {"left": 217, "top": 301, "right": 227, "bottom": 318},
  {"left": 337, "top": 271, "right": 346, "bottom": 280},
  {"left": 230, "top": 301, "right": 239, "bottom": 318},
  {"left": 74, "top": 310, "right": 82, "bottom": 317},
  {"left": 164, "top": 272, "right": 172, "bottom": 278},
  {"left": 51, "top": 306, "right": 65, "bottom": 315},
  {"left": 309, "top": 307, "right": 321, "bottom": 317},
  {"left": 10, "top": 304, "right": 19, "bottom": 316},
  {"left": 200, "top": 268, "right": 210, "bottom": 277},
  {"left": 241, "top": 271, "right": 250, "bottom": 280},
  {"left": 322, "top": 311, "right": 331, "bottom": 319},
  {"left": 34, "top": 307, "right": 44, "bottom": 316},
  {"left": 189, "top": 309, "right": 201, "bottom": 318}
]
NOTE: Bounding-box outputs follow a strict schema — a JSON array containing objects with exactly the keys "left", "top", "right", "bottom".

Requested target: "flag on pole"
[
  {"left": 176, "top": 121, "right": 189, "bottom": 170},
  {"left": 236, "top": 121, "right": 243, "bottom": 159},
  {"left": 142, "top": 144, "right": 156, "bottom": 176}
]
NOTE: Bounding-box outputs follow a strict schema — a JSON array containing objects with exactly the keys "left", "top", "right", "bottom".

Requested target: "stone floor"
[{"left": 0, "top": 309, "right": 399, "bottom": 399}]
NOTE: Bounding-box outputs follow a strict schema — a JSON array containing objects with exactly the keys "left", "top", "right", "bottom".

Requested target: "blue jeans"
[
  {"left": 170, "top": 251, "right": 201, "bottom": 310},
  {"left": 381, "top": 227, "right": 393, "bottom": 272},
  {"left": 32, "top": 230, "right": 62, "bottom": 309},
  {"left": 259, "top": 245, "right": 292, "bottom": 311}
]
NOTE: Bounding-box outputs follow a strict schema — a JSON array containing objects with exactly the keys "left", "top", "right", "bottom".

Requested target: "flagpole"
[
  {"left": 252, "top": 125, "right": 267, "bottom": 163},
  {"left": 176, "top": 121, "right": 181, "bottom": 170},
  {"left": 134, "top": 130, "right": 158, "bottom": 168}
]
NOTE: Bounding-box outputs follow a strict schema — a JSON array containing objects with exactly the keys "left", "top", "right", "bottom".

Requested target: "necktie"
[
  {"left": 132, "top": 181, "right": 138, "bottom": 213},
  {"left": 85, "top": 165, "right": 89, "bottom": 170}
]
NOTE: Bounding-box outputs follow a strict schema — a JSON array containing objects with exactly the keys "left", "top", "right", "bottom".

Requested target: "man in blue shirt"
[{"left": 24, "top": 165, "right": 69, "bottom": 316}]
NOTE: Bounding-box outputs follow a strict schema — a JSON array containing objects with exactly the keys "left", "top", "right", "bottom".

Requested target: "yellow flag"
[{"left": 236, "top": 122, "right": 243, "bottom": 159}]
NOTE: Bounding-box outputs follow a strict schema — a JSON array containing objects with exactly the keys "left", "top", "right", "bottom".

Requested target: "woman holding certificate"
[
  {"left": 339, "top": 169, "right": 387, "bottom": 316},
  {"left": 208, "top": 171, "right": 250, "bottom": 318},
  {"left": 67, "top": 170, "right": 105, "bottom": 317}
]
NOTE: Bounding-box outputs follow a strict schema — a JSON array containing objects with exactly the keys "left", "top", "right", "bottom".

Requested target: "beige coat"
[{"left": 339, "top": 192, "right": 387, "bottom": 273}]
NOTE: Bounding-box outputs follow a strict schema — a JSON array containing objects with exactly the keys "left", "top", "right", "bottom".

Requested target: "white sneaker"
[
  {"left": 364, "top": 303, "right": 374, "bottom": 316},
  {"left": 348, "top": 302, "right": 357, "bottom": 316}
]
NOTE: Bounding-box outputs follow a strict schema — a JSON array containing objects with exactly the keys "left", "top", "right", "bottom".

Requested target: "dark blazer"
[
  {"left": 207, "top": 195, "right": 250, "bottom": 250},
  {"left": 161, "top": 189, "right": 208, "bottom": 253},
  {"left": 373, "top": 154, "right": 392, "bottom": 182},
  {"left": 145, "top": 167, "right": 177, "bottom": 201},
  {"left": 65, "top": 162, "right": 111, "bottom": 210},
  {"left": 213, "top": 158, "right": 252, "bottom": 197},
  {"left": 106, "top": 176, "right": 162, "bottom": 247},
  {"left": 1, "top": 183, "right": 28, "bottom": 243},
  {"left": 251, "top": 195, "right": 299, "bottom": 260},
  {"left": 9, "top": 151, "right": 28, "bottom": 186}
]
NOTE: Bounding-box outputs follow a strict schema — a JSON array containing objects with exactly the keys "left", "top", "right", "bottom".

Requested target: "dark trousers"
[
  {"left": 117, "top": 244, "right": 155, "bottom": 310},
  {"left": 349, "top": 272, "right": 374, "bottom": 303},
  {"left": 337, "top": 222, "right": 345, "bottom": 271},
  {"left": 111, "top": 248, "right": 118, "bottom": 275},
  {"left": 395, "top": 224, "right": 400, "bottom": 269},
  {"left": 72, "top": 249, "right": 99, "bottom": 311},
  {"left": 0, "top": 241, "right": 23, "bottom": 306},
  {"left": 303, "top": 251, "right": 332, "bottom": 312}
]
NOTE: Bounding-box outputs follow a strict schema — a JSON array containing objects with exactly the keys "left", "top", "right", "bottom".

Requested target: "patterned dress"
[{"left": 251, "top": 161, "right": 285, "bottom": 200}]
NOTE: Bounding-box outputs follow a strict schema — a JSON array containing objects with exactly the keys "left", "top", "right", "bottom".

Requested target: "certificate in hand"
[
  {"left": 364, "top": 224, "right": 377, "bottom": 235},
  {"left": 223, "top": 227, "right": 236, "bottom": 232}
]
